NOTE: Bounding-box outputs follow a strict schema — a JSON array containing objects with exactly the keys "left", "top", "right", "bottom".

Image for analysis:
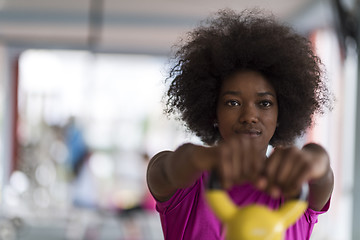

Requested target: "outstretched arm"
[
  {"left": 146, "top": 143, "right": 217, "bottom": 202},
  {"left": 147, "top": 139, "right": 266, "bottom": 202},
  {"left": 303, "top": 143, "right": 334, "bottom": 211}
]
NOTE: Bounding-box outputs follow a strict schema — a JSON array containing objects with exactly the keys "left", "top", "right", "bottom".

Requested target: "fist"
[
  {"left": 257, "top": 144, "right": 330, "bottom": 198},
  {"left": 214, "top": 138, "right": 266, "bottom": 189}
]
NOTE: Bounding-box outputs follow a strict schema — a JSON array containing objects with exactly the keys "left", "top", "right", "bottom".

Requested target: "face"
[{"left": 216, "top": 70, "right": 278, "bottom": 153}]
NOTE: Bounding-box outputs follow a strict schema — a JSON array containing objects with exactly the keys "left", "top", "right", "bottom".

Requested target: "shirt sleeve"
[
  {"left": 155, "top": 175, "right": 204, "bottom": 214},
  {"left": 304, "top": 197, "right": 331, "bottom": 224}
]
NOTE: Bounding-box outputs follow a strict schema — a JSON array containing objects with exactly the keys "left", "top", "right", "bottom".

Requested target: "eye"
[
  {"left": 226, "top": 100, "right": 240, "bottom": 106},
  {"left": 259, "top": 100, "right": 273, "bottom": 108}
]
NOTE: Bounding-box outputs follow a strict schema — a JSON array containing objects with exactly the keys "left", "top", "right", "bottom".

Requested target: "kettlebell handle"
[
  {"left": 206, "top": 171, "right": 309, "bottom": 240},
  {"left": 207, "top": 170, "right": 222, "bottom": 189},
  {"left": 297, "top": 181, "right": 309, "bottom": 202},
  {"left": 207, "top": 170, "right": 309, "bottom": 200}
]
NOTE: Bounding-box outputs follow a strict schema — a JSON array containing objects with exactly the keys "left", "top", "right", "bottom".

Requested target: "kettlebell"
[{"left": 205, "top": 172, "right": 309, "bottom": 240}]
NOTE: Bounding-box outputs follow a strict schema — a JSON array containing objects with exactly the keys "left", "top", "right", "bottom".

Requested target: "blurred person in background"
[
  {"left": 62, "top": 116, "right": 96, "bottom": 208},
  {"left": 64, "top": 116, "right": 91, "bottom": 177}
]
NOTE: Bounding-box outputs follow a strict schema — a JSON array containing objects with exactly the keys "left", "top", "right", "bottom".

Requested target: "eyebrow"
[{"left": 221, "top": 91, "right": 276, "bottom": 97}]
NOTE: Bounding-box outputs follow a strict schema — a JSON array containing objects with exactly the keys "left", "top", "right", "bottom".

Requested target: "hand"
[
  {"left": 256, "top": 144, "right": 330, "bottom": 199},
  {"left": 213, "top": 138, "right": 266, "bottom": 189}
]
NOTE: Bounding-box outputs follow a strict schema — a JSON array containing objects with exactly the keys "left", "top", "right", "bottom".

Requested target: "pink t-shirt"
[{"left": 155, "top": 173, "right": 330, "bottom": 240}]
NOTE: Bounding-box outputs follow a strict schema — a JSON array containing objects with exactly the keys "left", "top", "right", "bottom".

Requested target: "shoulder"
[
  {"left": 147, "top": 151, "right": 173, "bottom": 175},
  {"left": 150, "top": 150, "right": 172, "bottom": 161},
  {"left": 146, "top": 150, "right": 175, "bottom": 202}
]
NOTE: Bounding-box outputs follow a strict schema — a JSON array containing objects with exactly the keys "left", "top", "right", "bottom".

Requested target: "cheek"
[
  {"left": 265, "top": 113, "right": 278, "bottom": 133},
  {"left": 217, "top": 118, "right": 231, "bottom": 138},
  {"left": 216, "top": 113, "right": 234, "bottom": 140},
  {"left": 216, "top": 106, "right": 237, "bottom": 124},
  {"left": 217, "top": 126, "right": 232, "bottom": 142}
]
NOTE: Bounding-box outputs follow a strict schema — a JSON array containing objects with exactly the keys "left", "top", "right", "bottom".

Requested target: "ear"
[{"left": 213, "top": 119, "right": 218, "bottom": 128}]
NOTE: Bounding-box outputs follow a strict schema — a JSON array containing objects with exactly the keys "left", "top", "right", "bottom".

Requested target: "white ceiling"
[{"left": 0, "top": 0, "right": 330, "bottom": 55}]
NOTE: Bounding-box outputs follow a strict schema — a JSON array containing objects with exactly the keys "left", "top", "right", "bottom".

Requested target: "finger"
[
  {"left": 254, "top": 147, "right": 270, "bottom": 190},
  {"left": 255, "top": 177, "right": 268, "bottom": 191},
  {"left": 265, "top": 147, "right": 285, "bottom": 186},
  {"left": 229, "top": 139, "right": 242, "bottom": 184},
  {"left": 283, "top": 157, "right": 311, "bottom": 197},
  {"left": 266, "top": 147, "right": 293, "bottom": 198},
  {"left": 218, "top": 145, "right": 233, "bottom": 189},
  {"left": 276, "top": 147, "right": 300, "bottom": 185},
  {"left": 249, "top": 141, "right": 264, "bottom": 181},
  {"left": 239, "top": 138, "right": 253, "bottom": 182},
  {"left": 236, "top": 138, "right": 265, "bottom": 183},
  {"left": 302, "top": 147, "right": 329, "bottom": 181},
  {"left": 284, "top": 169, "right": 310, "bottom": 198}
]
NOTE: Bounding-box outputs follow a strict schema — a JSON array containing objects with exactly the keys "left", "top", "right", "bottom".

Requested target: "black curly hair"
[{"left": 165, "top": 9, "right": 333, "bottom": 146}]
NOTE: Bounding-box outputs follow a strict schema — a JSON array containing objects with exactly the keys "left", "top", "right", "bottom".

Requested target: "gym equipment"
[{"left": 206, "top": 173, "right": 309, "bottom": 240}]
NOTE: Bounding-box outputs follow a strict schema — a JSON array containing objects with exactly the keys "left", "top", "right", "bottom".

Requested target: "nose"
[{"left": 238, "top": 104, "right": 258, "bottom": 124}]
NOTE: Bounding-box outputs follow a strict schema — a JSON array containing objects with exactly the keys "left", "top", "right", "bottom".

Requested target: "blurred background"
[{"left": 0, "top": 0, "right": 359, "bottom": 239}]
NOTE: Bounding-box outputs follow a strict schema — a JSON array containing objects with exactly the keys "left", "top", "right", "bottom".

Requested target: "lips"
[{"left": 235, "top": 128, "right": 262, "bottom": 137}]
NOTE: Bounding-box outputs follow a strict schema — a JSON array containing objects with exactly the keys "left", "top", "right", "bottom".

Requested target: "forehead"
[{"left": 220, "top": 70, "right": 276, "bottom": 93}]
